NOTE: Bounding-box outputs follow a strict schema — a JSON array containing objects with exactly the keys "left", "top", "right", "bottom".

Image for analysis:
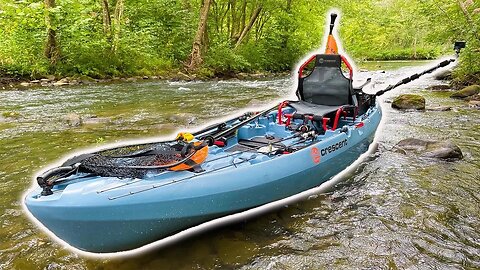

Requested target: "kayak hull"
[{"left": 25, "top": 104, "right": 382, "bottom": 253}]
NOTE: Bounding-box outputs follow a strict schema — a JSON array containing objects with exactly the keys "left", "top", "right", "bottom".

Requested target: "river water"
[{"left": 0, "top": 61, "right": 478, "bottom": 269}]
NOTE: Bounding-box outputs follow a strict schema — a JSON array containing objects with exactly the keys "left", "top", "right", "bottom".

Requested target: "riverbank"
[
  {"left": 0, "top": 61, "right": 472, "bottom": 90},
  {"left": 0, "top": 70, "right": 292, "bottom": 89}
]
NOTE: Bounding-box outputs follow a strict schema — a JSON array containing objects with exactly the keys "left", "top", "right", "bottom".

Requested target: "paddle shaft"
[{"left": 375, "top": 58, "right": 455, "bottom": 96}]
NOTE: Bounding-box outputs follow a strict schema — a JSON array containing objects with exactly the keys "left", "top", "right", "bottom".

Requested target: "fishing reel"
[
  {"left": 300, "top": 131, "right": 317, "bottom": 141},
  {"left": 203, "top": 135, "right": 228, "bottom": 147}
]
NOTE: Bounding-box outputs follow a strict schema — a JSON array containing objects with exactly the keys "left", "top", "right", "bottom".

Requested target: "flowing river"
[{"left": 0, "top": 61, "right": 478, "bottom": 269}]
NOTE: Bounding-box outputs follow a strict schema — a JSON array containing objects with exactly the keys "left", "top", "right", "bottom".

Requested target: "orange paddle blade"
[{"left": 325, "top": 35, "right": 338, "bottom": 54}]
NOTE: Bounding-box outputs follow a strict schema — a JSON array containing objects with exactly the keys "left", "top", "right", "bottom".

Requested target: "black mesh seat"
[
  {"left": 288, "top": 100, "right": 342, "bottom": 117},
  {"left": 294, "top": 54, "right": 357, "bottom": 117}
]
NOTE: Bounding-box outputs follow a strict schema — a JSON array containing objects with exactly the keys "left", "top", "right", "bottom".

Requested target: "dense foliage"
[{"left": 0, "top": 0, "right": 478, "bottom": 84}]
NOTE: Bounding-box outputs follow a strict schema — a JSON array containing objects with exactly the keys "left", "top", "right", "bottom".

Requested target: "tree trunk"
[
  {"left": 101, "top": 0, "right": 111, "bottom": 34},
  {"left": 235, "top": 5, "right": 262, "bottom": 49},
  {"left": 239, "top": 0, "right": 247, "bottom": 34},
  {"left": 231, "top": 0, "right": 246, "bottom": 43},
  {"left": 185, "top": 0, "right": 212, "bottom": 70},
  {"left": 112, "top": 0, "right": 124, "bottom": 52},
  {"left": 44, "top": 0, "right": 60, "bottom": 65},
  {"left": 229, "top": 0, "right": 236, "bottom": 39}
]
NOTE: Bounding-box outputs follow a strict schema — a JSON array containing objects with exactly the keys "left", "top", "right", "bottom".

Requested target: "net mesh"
[{"left": 78, "top": 142, "right": 187, "bottom": 178}]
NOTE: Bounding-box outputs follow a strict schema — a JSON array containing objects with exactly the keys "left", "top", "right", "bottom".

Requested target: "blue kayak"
[
  {"left": 25, "top": 104, "right": 382, "bottom": 253},
  {"left": 24, "top": 50, "right": 383, "bottom": 253},
  {"left": 25, "top": 13, "right": 391, "bottom": 253}
]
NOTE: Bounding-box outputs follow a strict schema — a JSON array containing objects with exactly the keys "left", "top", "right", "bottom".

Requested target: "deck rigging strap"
[
  {"left": 37, "top": 140, "right": 209, "bottom": 195},
  {"left": 106, "top": 137, "right": 320, "bottom": 200}
]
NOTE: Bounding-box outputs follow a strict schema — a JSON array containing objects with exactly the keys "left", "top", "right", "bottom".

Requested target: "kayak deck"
[
  {"left": 25, "top": 102, "right": 382, "bottom": 253},
  {"left": 30, "top": 105, "right": 371, "bottom": 200}
]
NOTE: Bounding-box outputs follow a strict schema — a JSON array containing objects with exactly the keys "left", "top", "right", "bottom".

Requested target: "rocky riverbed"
[{"left": 0, "top": 61, "right": 478, "bottom": 269}]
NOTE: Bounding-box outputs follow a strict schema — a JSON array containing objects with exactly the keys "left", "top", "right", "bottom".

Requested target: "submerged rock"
[
  {"left": 2, "top": 111, "right": 20, "bottom": 118},
  {"left": 426, "top": 106, "right": 452, "bottom": 112},
  {"left": 392, "top": 94, "right": 425, "bottom": 110},
  {"left": 64, "top": 113, "right": 82, "bottom": 127},
  {"left": 395, "top": 138, "right": 463, "bottom": 160},
  {"left": 154, "top": 123, "right": 177, "bottom": 131},
  {"left": 450, "top": 85, "right": 480, "bottom": 99},
  {"left": 426, "top": 84, "right": 451, "bottom": 91}
]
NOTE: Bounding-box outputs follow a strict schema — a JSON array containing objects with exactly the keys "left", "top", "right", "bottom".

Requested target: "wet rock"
[
  {"left": 53, "top": 78, "right": 70, "bottom": 86},
  {"left": 53, "top": 81, "right": 69, "bottom": 86},
  {"left": 69, "top": 79, "right": 80, "bottom": 85},
  {"left": 426, "top": 84, "right": 450, "bottom": 91},
  {"left": 395, "top": 138, "right": 463, "bottom": 160},
  {"left": 236, "top": 72, "right": 249, "bottom": 80},
  {"left": 142, "top": 76, "right": 149, "bottom": 79},
  {"left": 426, "top": 106, "right": 452, "bottom": 112},
  {"left": 450, "top": 85, "right": 480, "bottom": 99},
  {"left": 434, "top": 69, "right": 452, "bottom": 80},
  {"left": 466, "top": 93, "right": 480, "bottom": 101},
  {"left": 46, "top": 262, "right": 61, "bottom": 270},
  {"left": 176, "top": 72, "right": 192, "bottom": 81},
  {"left": 30, "top": 80, "right": 40, "bottom": 84},
  {"left": 392, "top": 94, "right": 425, "bottom": 110},
  {"left": 20, "top": 82, "right": 31, "bottom": 87},
  {"left": 40, "top": 78, "right": 50, "bottom": 83},
  {"left": 82, "top": 116, "right": 110, "bottom": 125},
  {"left": 64, "top": 113, "right": 82, "bottom": 127},
  {"left": 468, "top": 100, "right": 480, "bottom": 109},
  {"left": 76, "top": 75, "right": 96, "bottom": 84},
  {"left": 249, "top": 72, "right": 267, "bottom": 79}
]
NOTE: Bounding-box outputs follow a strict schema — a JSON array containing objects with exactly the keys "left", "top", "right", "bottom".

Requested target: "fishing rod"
[
  {"left": 201, "top": 103, "right": 281, "bottom": 144},
  {"left": 374, "top": 41, "right": 466, "bottom": 97}
]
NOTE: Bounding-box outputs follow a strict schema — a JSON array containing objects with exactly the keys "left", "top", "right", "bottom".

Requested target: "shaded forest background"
[{"left": 0, "top": 0, "right": 479, "bottom": 84}]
